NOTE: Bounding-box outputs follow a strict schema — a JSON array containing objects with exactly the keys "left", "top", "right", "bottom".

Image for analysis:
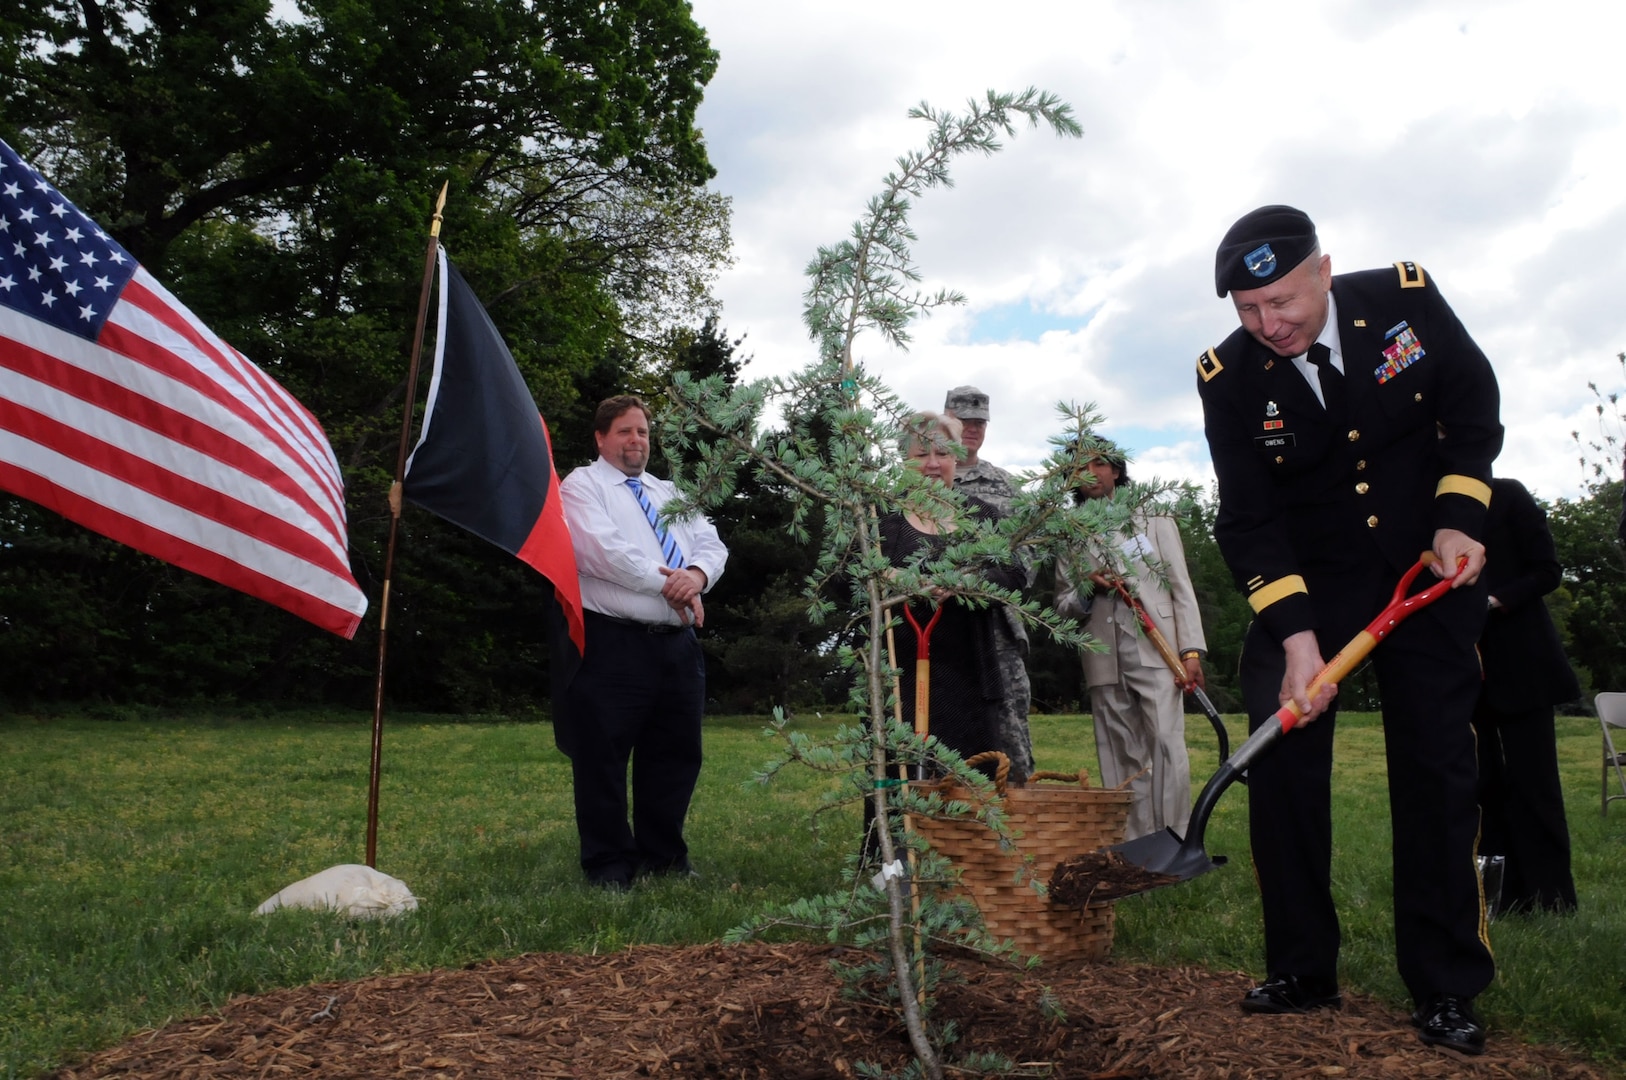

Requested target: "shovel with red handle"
[
  {"left": 1106, "top": 577, "right": 1232, "bottom": 767},
  {"left": 1097, "top": 553, "right": 1463, "bottom": 891},
  {"left": 902, "top": 602, "right": 945, "bottom": 780}
]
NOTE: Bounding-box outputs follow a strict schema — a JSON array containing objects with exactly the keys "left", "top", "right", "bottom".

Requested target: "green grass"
[{"left": 2, "top": 709, "right": 1622, "bottom": 1077}]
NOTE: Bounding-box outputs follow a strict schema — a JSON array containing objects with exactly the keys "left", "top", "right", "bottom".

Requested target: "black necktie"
[{"left": 1308, "top": 343, "right": 1346, "bottom": 421}]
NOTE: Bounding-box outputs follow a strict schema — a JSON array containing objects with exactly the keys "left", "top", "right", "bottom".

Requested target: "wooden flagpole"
[{"left": 366, "top": 182, "right": 448, "bottom": 868}]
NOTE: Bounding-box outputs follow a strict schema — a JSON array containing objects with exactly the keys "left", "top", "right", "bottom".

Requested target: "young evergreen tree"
[{"left": 658, "top": 90, "right": 1187, "bottom": 1078}]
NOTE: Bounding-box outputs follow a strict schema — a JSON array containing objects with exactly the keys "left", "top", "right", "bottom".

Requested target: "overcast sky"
[{"left": 685, "top": 0, "right": 1626, "bottom": 503}]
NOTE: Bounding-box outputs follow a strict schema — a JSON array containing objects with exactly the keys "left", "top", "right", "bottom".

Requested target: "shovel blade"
[{"left": 1109, "top": 827, "right": 1227, "bottom": 885}]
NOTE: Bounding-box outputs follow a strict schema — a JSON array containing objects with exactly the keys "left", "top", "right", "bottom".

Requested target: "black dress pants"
[
  {"left": 1239, "top": 564, "right": 1495, "bottom": 1005},
  {"left": 562, "top": 611, "right": 706, "bottom": 883}
]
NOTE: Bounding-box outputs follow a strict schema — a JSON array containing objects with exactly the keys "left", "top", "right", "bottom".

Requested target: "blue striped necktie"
[{"left": 626, "top": 477, "right": 686, "bottom": 569}]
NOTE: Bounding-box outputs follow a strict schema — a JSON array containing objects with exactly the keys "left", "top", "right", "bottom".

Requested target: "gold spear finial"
[{"left": 429, "top": 181, "right": 449, "bottom": 238}]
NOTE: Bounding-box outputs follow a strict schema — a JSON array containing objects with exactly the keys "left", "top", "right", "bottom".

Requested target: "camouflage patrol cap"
[
  {"left": 1215, "top": 205, "right": 1318, "bottom": 297},
  {"left": 943, "top": 385, "right": 990, "bottom": 421}
]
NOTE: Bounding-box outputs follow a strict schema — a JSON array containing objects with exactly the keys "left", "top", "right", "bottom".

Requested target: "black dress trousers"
[
  {"left": 1239, "top": 564, "right": 1494, "bottom": 1003},
  {"left": 563, "top": 611, "right": 706, "bottom": 881}
]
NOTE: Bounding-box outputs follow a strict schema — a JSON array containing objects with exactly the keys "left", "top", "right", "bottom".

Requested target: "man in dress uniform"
[
  {"left": 1196, "top": 206, "right": 1500, "bottom": 1054},
  {"left": 943, "top": 385, "right": 1035, "bottom": 782}
]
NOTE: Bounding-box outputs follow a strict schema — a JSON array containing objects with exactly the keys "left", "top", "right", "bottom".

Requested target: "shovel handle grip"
[{"left": 1272, "top": 553, "right": 1460, "bottom": 733}]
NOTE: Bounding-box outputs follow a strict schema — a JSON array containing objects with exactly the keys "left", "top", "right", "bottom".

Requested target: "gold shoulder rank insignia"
[
  {"left": 1395, "top": 261, "right": 1427, "bottom": 289},
  {"left": 1197, "top": 347, "right": 1224, "bottom": 382}
]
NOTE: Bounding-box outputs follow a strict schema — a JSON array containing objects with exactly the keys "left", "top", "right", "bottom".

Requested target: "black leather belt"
[{"left": 585, "top": 609, "right": 688, "bottom": 634}]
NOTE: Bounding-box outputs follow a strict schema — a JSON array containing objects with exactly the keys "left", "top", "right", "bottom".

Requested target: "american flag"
[{"left": 0, "top": 138, "right": 368, "bottom": 638}]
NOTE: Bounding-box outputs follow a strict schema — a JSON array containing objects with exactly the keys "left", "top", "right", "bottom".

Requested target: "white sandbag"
[{"left": 255, "top": 863, "right": 418, "bottom": 918}]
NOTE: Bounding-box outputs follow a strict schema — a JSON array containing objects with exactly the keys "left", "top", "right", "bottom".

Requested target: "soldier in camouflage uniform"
[{"left": 943, "top": 386, "right": 1035, "bottom": 782}]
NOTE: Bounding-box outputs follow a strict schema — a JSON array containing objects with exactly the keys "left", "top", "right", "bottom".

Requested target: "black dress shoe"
[
  {"left": 586, "top": 866, "right": 635, "bottom": 892},
  {"left": 1412, "top": 994, "right": 1486, "bottom": 1055},
  {"left": 1240, "top": 974, "right": 1343, "bottom": 1014},
  {"left": 640, "top": 859, "right": 699, "bottom": 880}
]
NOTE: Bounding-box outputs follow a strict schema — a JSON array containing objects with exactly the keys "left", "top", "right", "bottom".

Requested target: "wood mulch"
[
  {"left": 46, "top": 942, "right": 1612, "bottom": 1079},
  {"left": 1049, "top": 852, "right": 1183, "bottom": 906}
]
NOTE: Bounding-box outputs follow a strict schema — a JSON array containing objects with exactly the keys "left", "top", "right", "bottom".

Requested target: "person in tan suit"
[{"left": 1055, "top": 442, "right": 1206, "bottom": 841}]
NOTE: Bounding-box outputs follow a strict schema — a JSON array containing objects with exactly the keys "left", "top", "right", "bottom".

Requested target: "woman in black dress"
[{"left": 881, "top": 412, "right": 1026, "bottom": 771}]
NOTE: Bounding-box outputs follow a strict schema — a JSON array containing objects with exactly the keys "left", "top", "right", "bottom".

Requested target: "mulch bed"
[{"left": 46, "top": 942, "right": 1611, "bottom": 1079}]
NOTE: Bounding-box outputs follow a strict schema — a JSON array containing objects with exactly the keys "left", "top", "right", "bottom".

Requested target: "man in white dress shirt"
[{"left": 557, "top": 395, "right": 728, "bottom": 889}]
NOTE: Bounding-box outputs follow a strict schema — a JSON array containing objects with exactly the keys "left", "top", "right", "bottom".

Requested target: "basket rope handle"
[
  {"left": 960, "top": 752, "right": 1095, "bottom": 796},
  {"left": 1029, "top": 769, "right": 1095, "bottom": 788},
  {"left": 961, "top": 751, "right": 1011, "bottom": 794}
]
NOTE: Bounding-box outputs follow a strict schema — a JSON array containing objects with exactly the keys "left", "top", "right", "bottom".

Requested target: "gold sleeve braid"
[
  {"left": 1436, "top": 475, "right": 1491, "bottom": 507},
  {"left": 1247, "top": 574, "right": 1308, "bottom": 614}
]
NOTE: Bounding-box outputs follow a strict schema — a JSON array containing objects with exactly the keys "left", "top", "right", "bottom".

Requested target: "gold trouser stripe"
[
  {"left": 1436, "top": 475, "right": 1492, "bottom": 507},
  {"left": 1248, "top": 574, "right": 1307, "bottom": 614}
]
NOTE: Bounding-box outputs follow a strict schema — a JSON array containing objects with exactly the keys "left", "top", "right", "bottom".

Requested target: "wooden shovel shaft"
[
  {"left": 1109, "top": 578, "right": 1230, "bottom": 762},
  {"left": 914, "top": 659, "right": 931, "bottom": 738}
]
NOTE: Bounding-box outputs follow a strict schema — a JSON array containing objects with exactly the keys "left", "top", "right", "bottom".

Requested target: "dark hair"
[
  {"left": 1065, "top": 438, "right": 1130, "bottom": 503},
  {"left": 593, "top": 394, "right": 651, "bottom": 435}
]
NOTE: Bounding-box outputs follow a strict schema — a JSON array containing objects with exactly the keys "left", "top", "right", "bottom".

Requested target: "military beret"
[
  {"left": 943, "top": 385, "right": 990, "bottom": 421},
  {"left": 1214, "top": 205, "right": 1318, "bottom": 297}
]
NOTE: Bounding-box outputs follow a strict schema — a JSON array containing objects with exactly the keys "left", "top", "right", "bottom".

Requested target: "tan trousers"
[{"left": 1088, "top": 662, "right": 1191, "bottom": 842}]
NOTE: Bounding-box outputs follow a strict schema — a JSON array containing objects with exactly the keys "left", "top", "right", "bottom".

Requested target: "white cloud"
[{"left": 691, "top": 0, "right": 1626, "bottom": 499}]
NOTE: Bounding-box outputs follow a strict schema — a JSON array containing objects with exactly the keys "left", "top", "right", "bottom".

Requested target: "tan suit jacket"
[{"left": 1056, "top": 514, "right": 1205, "bottom": 687}]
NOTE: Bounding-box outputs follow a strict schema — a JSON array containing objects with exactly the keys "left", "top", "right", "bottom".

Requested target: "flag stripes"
[{"left": 103, "top": 273, "right": 349, "bottom": 530}]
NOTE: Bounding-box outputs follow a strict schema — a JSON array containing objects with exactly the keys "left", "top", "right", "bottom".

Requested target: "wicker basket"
[{"left": 908, "top": 752, "right": 1132, "bottom": 962}]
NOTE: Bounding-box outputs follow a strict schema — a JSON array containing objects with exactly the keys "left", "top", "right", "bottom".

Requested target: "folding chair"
[{"left": 1596, "top": 692, "right": 1626, "bottom": 816}]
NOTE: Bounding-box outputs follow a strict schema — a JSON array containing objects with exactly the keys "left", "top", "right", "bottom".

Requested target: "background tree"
[
  {"left": 1547, "top": 351, "right": 1626, "bottom": 699},
  {"left": 0, "top": 0, "right": 729, "bottom": 709}
]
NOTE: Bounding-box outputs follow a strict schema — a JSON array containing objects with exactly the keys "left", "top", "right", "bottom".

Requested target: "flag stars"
[
  {"left": 33, "top": 178, "right": 50, "bottom": 193},
  {"left": 64, "top": 226, "right": 83, "bottom": 243},
  {"left": 17, "top": 206, "right": 37, "bottom": 223},
  {"left": 63, "top": 279, "right": 82, "bottom": 297},
  {"left": 34, "top": 230, "right": 53, "bottom": 248},
  {"left": 2, "top": 181, "right": 19, "bottom": 197},
  {"left": 49, "top": 254, "right": 68, "bottom": 273},
  {"left": 93, "top": 275, "right": 113, "bottom": 291},
  {"left": 0, "top": 274, "right": 14, "bottom": 291},
  {"left": 11, "top": 241, "right": 24, "bottom": 257},
  {"left": 27, "top": 264, "right": 42, "bottom": 281},
  {"left": 39, "top": 289, "right": 56, "bottom": 308},
  {"left": 48, "top": 201, "right": 68, "bottom": 218},
  {"left": 78, "top": 303, "right": 96, "bottom": 322},
  {"left": 79, "top": 251, "right": 99, "bottom": 267}
]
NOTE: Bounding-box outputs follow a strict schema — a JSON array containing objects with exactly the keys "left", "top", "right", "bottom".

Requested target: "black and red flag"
[{"left": 401, "top": 249, "right": 584, "bottom": 655}]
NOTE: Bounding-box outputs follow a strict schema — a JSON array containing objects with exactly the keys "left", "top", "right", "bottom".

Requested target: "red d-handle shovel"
[
  {"left": 1098, "top": 553, "right": 1463, "bottom": 893},
  {"left": 903, "top": 603, "right": 945, "bottom": 781}
]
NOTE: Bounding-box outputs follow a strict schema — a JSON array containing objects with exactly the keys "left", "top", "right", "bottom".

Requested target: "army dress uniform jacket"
[{"left": 1196, "top": 262, "right": 1504, "bottom": 642}]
